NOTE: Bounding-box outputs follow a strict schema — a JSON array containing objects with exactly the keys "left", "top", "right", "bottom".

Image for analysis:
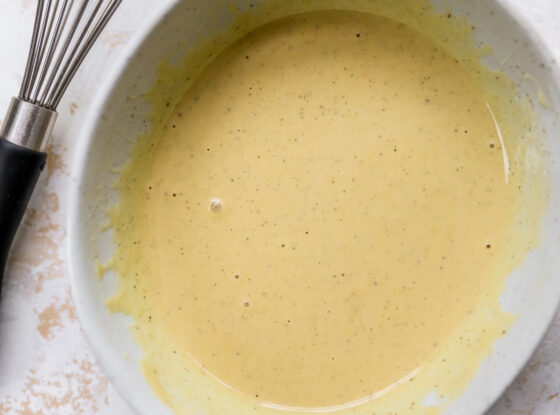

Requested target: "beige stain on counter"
[
  {"left": 0, "top": 360, "right": 110, "bottom": 415},
  {"left": 69, "top": 102, "right": 79, "bottom": 115},
  {"left": 101, "top": 31, "right": 132, "bottom": 49},
  {"left": 36, "top": 293, "right": 77, "bottom": 340},
  {"left": 45, "top": 146, "right": 69, "bottom": 184}
]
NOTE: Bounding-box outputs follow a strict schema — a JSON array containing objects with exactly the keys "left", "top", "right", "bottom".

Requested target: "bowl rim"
[
  {"left": 67, "top": 0, "right": 182, "bottom": 413},
  {"left": 67, "top": 1, "right": 560, "bottom": 414}
]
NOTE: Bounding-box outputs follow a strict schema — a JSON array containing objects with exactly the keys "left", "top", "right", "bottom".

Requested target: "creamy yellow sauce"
[{"left": 106, "top": 6, "right": 548, "bottom": 415}]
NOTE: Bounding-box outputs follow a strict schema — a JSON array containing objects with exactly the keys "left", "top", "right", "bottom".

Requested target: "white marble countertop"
[{"left": 0, "top": 0, "right": 558, "bottom": 414}]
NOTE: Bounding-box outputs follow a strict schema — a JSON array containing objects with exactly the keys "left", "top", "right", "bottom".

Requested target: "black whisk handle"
[{"left": 0, "top": 138, "right": 47, "bottom": 296}]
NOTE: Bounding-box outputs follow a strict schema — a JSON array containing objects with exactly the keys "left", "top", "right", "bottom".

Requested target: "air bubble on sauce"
[{"left": 210, "top": 198, "right": 223, "bottom": 212}]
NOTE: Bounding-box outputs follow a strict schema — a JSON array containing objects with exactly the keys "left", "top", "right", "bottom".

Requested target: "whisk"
[{"left": 0, "top": 0, "right": 123, "bottom": 291}]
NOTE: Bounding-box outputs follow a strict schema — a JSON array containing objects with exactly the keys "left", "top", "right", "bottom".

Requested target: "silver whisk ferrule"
[{"left": 0, "top": 98, "right": 57, "bottom": 152}]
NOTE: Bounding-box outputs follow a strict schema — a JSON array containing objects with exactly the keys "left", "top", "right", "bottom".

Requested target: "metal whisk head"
[
  {"left": 20, "top": 0, "right": 123, "bottom": 111},
  {"left": 0, "top": 0, "right": 123, "bottom": 152}
]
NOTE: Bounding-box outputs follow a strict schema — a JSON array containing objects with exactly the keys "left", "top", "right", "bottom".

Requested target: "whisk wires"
[{"left": 19, "top": 0, "right": 123, "bottom": 111}]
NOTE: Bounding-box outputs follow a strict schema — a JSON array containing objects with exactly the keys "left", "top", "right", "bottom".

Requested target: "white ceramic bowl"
[{"left": 68, "top": 1, "right": 560, "bottom": 414}]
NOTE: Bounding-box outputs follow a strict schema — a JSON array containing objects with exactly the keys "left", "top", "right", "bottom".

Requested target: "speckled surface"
[{"left": 0, "top": 0, "right": 558, "bottom": 414}]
